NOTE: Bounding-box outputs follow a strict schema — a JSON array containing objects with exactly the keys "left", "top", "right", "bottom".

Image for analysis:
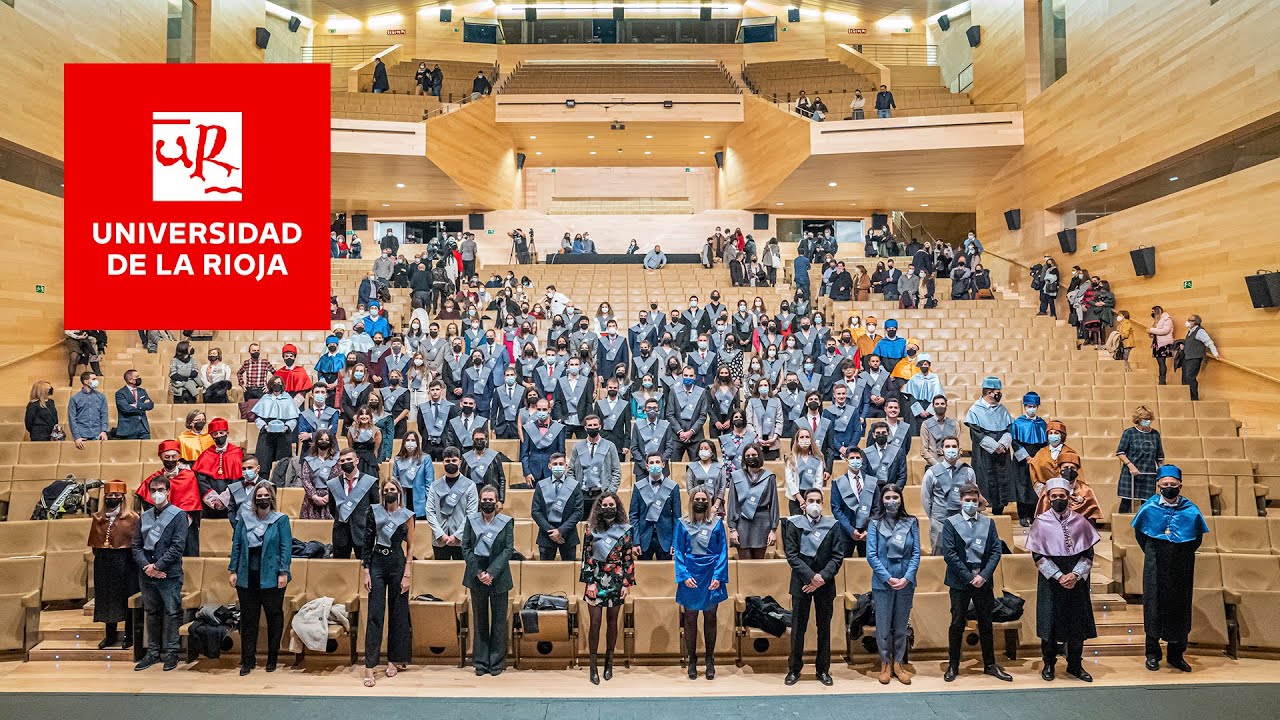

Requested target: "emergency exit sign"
[
  {"left": 35, "top": 284, "right": 45, "bottom": 294},
  {"left": 1183, "top": 280, "right": 1193, "bottom": 289}
]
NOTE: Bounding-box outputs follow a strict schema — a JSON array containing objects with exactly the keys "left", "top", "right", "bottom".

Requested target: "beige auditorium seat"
[
  {"left": 512, "top": 560, "right": 579, "bottom": 668},
  {"left": 288, "top": 559, "right": 360, "bottom": 664},
  {"left": 1189, "top": 553, "right": 1229, "bottom": 654},
  {"left": 276, "top": 487, "right": 304, "bottom": 519},
  {"left": 0, "top": 520, "right": 48, "bottom": 557},
  {"left": 43, "top": 517, "right": 92, "bottom": 601},
  {"left": 408, "top": 560, "right": 469, "bottom": 666},
  {"left": 179, "top": 558, "right": 240, "bottom": 661},
  {"left": 0, "top": 556, "right": 44, "bottom": 652},
  {"left": 200, "top": 519, "right": 234, "bottom": 557},
  {"left": 624, "top": 560, "right": 680, "bottom": 664},
  {"left": 1221, "top": 554, "right": 1280, "bottom": 652}
]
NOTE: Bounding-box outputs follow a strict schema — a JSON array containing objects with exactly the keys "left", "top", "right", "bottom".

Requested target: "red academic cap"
[
  {"left": 157, "top": 439, "right": 181, "bottom": 456},
  {"left": 207, "top": 418, "right": 229, "bottom": 433}
]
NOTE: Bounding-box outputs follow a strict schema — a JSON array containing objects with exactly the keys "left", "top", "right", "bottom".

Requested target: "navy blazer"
[
  {"left": 131, "top": 508, "right": 188, "bottom": 581},
  {"left": 228, "top": 514, "right": 293, "bottom": 589},
  {"left": 114, "top": 385, "right": 154, "bottom": 439},
  {"left": 629, "top": 478, "right": 682, "bottom": 552},
  {"left": 939, "top": 515, "right": 1002, "bottom": 589}
]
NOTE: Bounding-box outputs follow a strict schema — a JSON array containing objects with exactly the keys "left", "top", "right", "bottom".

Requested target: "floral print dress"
[{"left": 580, "top": 526, "right": 637, "bottom": 608}]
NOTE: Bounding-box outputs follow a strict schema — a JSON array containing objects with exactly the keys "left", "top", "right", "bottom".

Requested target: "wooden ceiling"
[
  {"left": 504, "top": 121, "right": 736, "bottom": 167},
  {"left": 331, "top": 151, "right": 476, "bottom": 216}
]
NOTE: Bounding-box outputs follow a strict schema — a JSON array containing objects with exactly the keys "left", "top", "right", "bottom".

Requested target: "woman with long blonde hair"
[{"left": 25, "top": 380, "right": 59, "bottom": 441}]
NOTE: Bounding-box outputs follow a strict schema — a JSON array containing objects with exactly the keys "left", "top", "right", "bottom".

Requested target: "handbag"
[{"left": 50, "top": 425, "right": 66, "bottom": 441}]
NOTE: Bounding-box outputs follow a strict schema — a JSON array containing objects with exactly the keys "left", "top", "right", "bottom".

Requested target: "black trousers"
[
  {"left": 1039, "top": 293, "right": 1056, "bottom": 317},
  {"left": 639, "top": 534, "right": 671, "bottom": 561},
  {"left": 331, "top": 522, "right": 364, "bottom": 560},
  {"left": 948, "top": 583, "right": 996, "bottom": 666},
  {"left": 365, "top": 548, "right": 412, "bottom": 668},
  {"left": 434, "top": 543, "right": 464, "bottom": 560},
  {"left": 236, "top": 584, "right": 285, "bottom": 666},
  {"left": 471, "top": 588, "right": 509, "bottom": 673},
  {"left": 1145, "top": 635, "right": 1187, "bottom": 662},
  {"left": 255, "top": 431, "right": 292, "bottom": 479},
  {"left": 788, "top": 584, "right": 835, "bottom": 675},
  {"left": 1182, "top": 357, "right": 1204, "bottom": 401},
  {"left": 1042, "top": 638, "right": 1084, "bottom": 671},
  {"left": 184, "top": 512, "right": 201, "bottom": 558},
  {"left": 463, "top": 259, "right": 476, "bottom": 278},
  {"left": 537, "top": 541, "right": 577, "bottom": 560}
]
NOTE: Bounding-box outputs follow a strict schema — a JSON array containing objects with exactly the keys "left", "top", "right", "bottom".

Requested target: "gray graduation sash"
[
  {"left": 242, "top": 510, "right": 285, "bottom": 549},
  {"left": 591, "top": 523, "right": 631, "bottom": 561},
  {"left": 632, "top": 354, "right": 659, "bottom": 378},
  {"left": 576, "top": 443, "right": 608, "bottom": 490},
  {"left": 449, "top": 415, "right": 480, "bottom": 447},
  {"left": 795, "top": 455, "right": 823, "bottom": 491},
  {"left": 497, "top": 386, "right": 522, "bottom": 421},
  {"left": 356, "top": 428, "right": 375, "bottom": 443},
  {"left": 675, "top": 387, "right": 705, "bottom": 422},
  {"left": 864, "top": 444, "right": 895, "bottom": 482},
  {"left": 142, "top": 504, "right": 184, "bottom": 552},
  {"left": 304, "top": 455, "right": 336, "bottom": 481},
  {"left": 714, "top": 388, "right": 736, "bottom": 415},
  {"left": 638, "top": 420, "right": 670, "bottom": 454},
  {"left": 517, "top": 358, "right": 540, "bottom": 378},
  {"left": 431, "top": 479, "right": 469, "bottom": 532},
  {"left": 720, "top": 430, "right": 757, "bottom": 462},
  {"left": 750, "top": 397, "right": 782, "bottom": 437},
  {"left": 381, "top": 386, "right": 408, "bottom": 410},
  {"left": 780, "top": 389, "right": 804, "bottom": 418},
  {"left": 597, "top": 398, "right": 625, "bottom": 430},
  {"left": 371, "top": 505, "right": 413, "bottom": 548},
  {"left": 469, "top": 512, "right": 512, "bottom": 557},
  {"left": 344, "top": 381, "right": 370, "bottom": 404},
  {"left": 834, "top": 473, "right": 872, "bottom": 528},
  {"left": 523, "top": 420, "right": 564, "bottom": 449},
  {"left": 463, "top": 450, "right": 497, "bottom": 483},
  {"left": 682, "top": 518, "right": 718, "bottom": 555},
  {"left": 732, "top": 471, "right": 772, "bottom": 520},
  {"left": 447, "top": 354, "right": 465, "bottom": 383},
  {"left": 862, "top": 371, "right": 888, "bottom": 396},
  {"left": 720, "top": 349, "right": 742, "bottom": 368},
  {"left": 637, "top": 477, "right": 677, "bottom": 523},
  {"left": 877, "top": 517, "right": 915, "bottom": 560},
  {"left": 600, "top": 337, "right": 624, "bottom": 361},
  {"left": 229, "top": 481, "right": 254, "bottom": 522},
  {"left": 420, "top": 400, "right": 453, "bottom": 439},
  {"left": 464, "top": 366, "right": 487, "bottom": 388},
  {"left": 790, "top": 515, "right": 837, "bottom": 558},
  {"left": 733, "top": 314, "right": 753, "bottom": 334},
  {"left": 687, "top": 461, "right": 724, "bottom": 495},
  {"left": 538, "top": 477, "right": 577, "bottom": 525},
  {"left": 327, "top": 473, "right": 377, "bottom": 523},
  {"left": 690, "top": 352, "right": 715, "bottom": 376},
  {"left": 948, "top": 514, "right": 992, "bottom": 566},
  {"left": 558, "top": 377, "right": 588, "bottom": 424},
  {"left": 826, "top": 403, "right": 856, "bottom": 432}
]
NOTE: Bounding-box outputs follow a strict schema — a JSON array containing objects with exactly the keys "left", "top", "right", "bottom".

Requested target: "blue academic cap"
[
  {"left": 981, "top": 376, "right": 1002, "bottom": 390},
  {"left": 325, "top": 335, "right": 339, "bottom": 345},
  {"left": 885, "top": 319, "right": 899, "bottom": 329},
  {"left": 1023, "top": 392, "right": 1041, "bottom": 406},
  {"left": 1156, "top": 464, "right": 1182, "bottom": 482}
]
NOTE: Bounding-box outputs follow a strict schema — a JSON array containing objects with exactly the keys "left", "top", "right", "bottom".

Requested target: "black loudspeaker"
[
  {"left": 255, "top": 27, "right": 270, "bottom": 49},
  {"left": 966, "top": 25, "right": 981, "bottom": 47},
  {"left": 714, "top": 151, "right": 724, "bottom": 169},
  {"left": 516, "top": 152, "right": 526, "bottom": 170},
  {"left": 1003, "top": 209, "right": 1021, "bottom": 230},
  {"left": 871, "top": 213, "right": 888, "bottom": 229},
  {"left": 287, "top": 16, "right": 302, "bottom": 33},
  {"left": 787, "top": 8, "right": 800, "bottom": 22},
  {"left": 1244, "top": 271, "right": 1280, "bottom": 309},
  {"left": 613, "top": 7, "right": 625, "bottom": 20},
  {"left": 440, "top": 9, "right": 453, "bottom": 22},
  {"left": 1130, "top": 245, "right": 1157, "bottom": 277},
  {"left": 468, "top": 213, "right": 485, "bottom": 230},
  {"left": 753, "top": 214, "right": 769, "bottom": 230},
  {"left": 937, "top": 15, "right": 950, "bottom": 31},
  {"left": 351, "top": 214, "right": 368, "bottom": 231},
  {"left": 700, "top": 6, "right": 712, "bottom": 21},
  {"left": 1057, "top": 228, "right": 1077, "bottom": 254},
  {"left": 526, "top": 8, "right": 537, "bottom": 21}
]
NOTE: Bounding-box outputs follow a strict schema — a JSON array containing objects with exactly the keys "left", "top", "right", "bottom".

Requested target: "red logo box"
[{"left": 64, "top": 63, "right": 331, "bottom": 330}]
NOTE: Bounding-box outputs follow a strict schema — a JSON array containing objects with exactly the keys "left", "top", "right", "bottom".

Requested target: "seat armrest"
[
  {"left": 20, "top": 590, "right": 41, "bottom": 609},
  {"left": 128, "top": 592, "right": 143, "bottom": 609},
  {"left": 1223, "top": 589, "right": 1243, "bottom": 605},
  {"left": 285, "top": 592, "right": 306, "bottom": 612},
  {"left": 734, "top": 594, "right": 746, "bottom": 612},
  {"left": 1112, "top": 545, "right": 1126, "bottom": 561},
  {"left": 842, "top": 591, "right": 859, "bottom": 609},
  {"left": 181, "top": 591, "right": 204, "bottom": 609}
]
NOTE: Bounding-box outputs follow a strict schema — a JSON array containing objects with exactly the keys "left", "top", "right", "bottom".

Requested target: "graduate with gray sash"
[
  {"left": 569, "top": 418, "right": 623, "bottom": 498},
  {"left": 783, "top": 488, "right": 846, "bottom": 687},
  {"left": 938, "top": 482, "right": 1010, "bottom": 683},
  {"left": 630, "top": 458, "right": 681, "bottom": 560},
  {"left": 362, "top": 484, "right": 414, "bottom": 680},
  {"left": 327, "top": 451, "right": 379, "bottom": 559},
  {"left": 726, "top": 445, "right": 778, "bottom": 559},
  {"left": 630, "top": 401, "right": 676, "bottom": 481},
  {"left": 531, "top": 456, "right": 585, "bottom": 560},
  {"left": 463, "top": 436, "right": 509, "bottom": 501},
  {"left": 553, "top": 362, "right": 594, "bottom": 439},
  {"left": 425, "top": 452, "right": 480, "bottom": 560},
  {"left": 490, "top": 372, "right": 525, "bottom": 439},
  {"left": 594, "top": 384, "right": 631, "bottom": 452},
  {"left": 131, "top": 477, "right": 189, "bottom": 671},
  {"left": 463, "top": 487, "right": 514, "bottom": 676},
  {"left": 831, "top": 449, "right": 876, "bottom": 557}
]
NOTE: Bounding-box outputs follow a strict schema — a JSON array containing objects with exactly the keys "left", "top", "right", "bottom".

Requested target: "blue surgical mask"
[
  {"left": 243, "top": 468, "right": 257, "bottom": 481},
  {"left": 943, "top": 447, "right": 959, "bottom": 461},
  {"left": 505, "top": 376, "right": 517, "bottom": 386},
  {"left": 962, "top": 500, "right": 979, "bottom": 517},
  {"left": 847, "top": 457, "right": 863, "bottom": 471},
  {"left": 550, "top": 465, "right": 565, "bottom": 478},
  {"left": 682, "top": 377, "right": 694, "bottom": 387},
  {"left": 353, "top": 371, "right": 364, "bottom": 381},
  {"left": 535, "top": 410, "right": 549, "bottom": 421},
  {"left": 1140, "top": 419, "right": 1152, "bottom": 428},
  {"left": 648, "top": 464, "right": 663, "bottom": 476}
]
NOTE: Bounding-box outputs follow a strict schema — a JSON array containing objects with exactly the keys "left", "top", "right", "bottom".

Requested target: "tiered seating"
[
  {"left": 370, "top": 59, "right": 498, "bottom": 102},
  {"left": 500, "top": 60, "right": 739, "bottom": 94},
  {"left": 330, "top": 90, "right": 439, "bottom": 122},
  {"left": 743, "top": 58, "right": 979, "bottom": 118}
]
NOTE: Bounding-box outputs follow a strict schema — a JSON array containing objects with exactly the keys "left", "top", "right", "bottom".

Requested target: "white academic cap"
[
  {"left": 1045, "top": 477, "right": 1072, "bottom": 493},
  {"left": 916, "top": 353, "right": 932, "bottom": 364}
]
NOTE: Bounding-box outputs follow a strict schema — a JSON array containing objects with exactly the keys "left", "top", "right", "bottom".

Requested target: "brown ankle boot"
[
  {"left": 894, "top": 662, "right": 913, "bottom": 685},
  {"left": 878, "top": 662, "right": 892, "bottom": 684}
]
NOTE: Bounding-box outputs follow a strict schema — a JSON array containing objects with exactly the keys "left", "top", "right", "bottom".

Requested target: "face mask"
[
  {"left": 340, "top": 461, "right": 357, "bottom": 474},
  {"left": 960, "top": 500, "right": 979, "bottom": 517},
  {"left": 682, "top": 377, "right": 695, "bottom": 387},
  {"left": 1050, "top": 498, "right": 1069, "bottom": 513},
  {"left": 803, "top": 363, "right": 815, "bottom": 373},
  {"left": 698, "top": 449, "right": 713, "bottom": 461},
  {"left": 444, "top": 462, "right": 461, "bottom": 476},
  {"left": 648, "top": 464, "right": 664, "bottom": 476},
  {"left": 152, "top": 490, "right": 168, "bottom": 506},
  {"left": 1140, "top": 419, "right": 1152, "bottom": 428},
  {"left": 866, "top": 324, "right": 876, "bottom": 334},
  {"left": 480, "top": 501, "right": 497, "bottom": 513},
  {"left": 567, "top": 365, "right": 581, "bottom": 377},
  {"left": 105, "top": 496, "right": 124, "bottom": 509},
  {"left": 883, "top": 500, "right": 901, "bottom": 514},
  {"left": 586, "top": 427, "right": 600, "bottom": 438},
  {"left": 535, "top": 410, "right": 549, "bottom": 422},
  {"left": 353, "top": 372, "right": 365, "bottom": 381},
  {"left": 805, "top": 502, "right": 822, "bottom": 519},
  {"left": 243, "top": 468, "right": 258, "bottom": 482},
  {"left": 697, "top": 341, "right": 709, "bottom": 351},
  {"left": 944, "top": 447, "right": 959, "bottom": 461},
  {"left": 1025, "top": 406, "right": 1037, "bottom": 417},
  {"left": 646, "top": 410, "right": 659, "bottom": 422},
  {"left": 317, "top": 440, "right": 331, "bottom": 450},
  {"left": 874, "top": 434, "right": 888, "bottom": 447},
  {"left": 601, "top": 508, "right": 618, "bottom": 521},
  {"left": 642, "top": 380, "right": 654, "bottom": 389},
  {"left": 383, "top": 492, "right": 399, "bottom": 505},
  {"left": 250, "top": 352, "right": 260, "bottom": 360},
  {"left": 1159, "top": 485, "right": 1181, "bottom": 500},
  {"left": 992, "top": 392, "right": 1003, "bottom": 403},
  {"left": 744, "top": 455, "right": 762, "bottom": 469},
  {"left": 162, "top": 459, "right": 179, "bottom": 471},
  {"left": 758, "top": 386, "right": 769, "bottom": 396},
  {"left": 403, "top": 440, "right": 418, "bottom": 452},
  {"left": 254, "top": 498, "right": 272, "bottom": 510},
  {"left": 1048, "top": 433, "right": 1062, "bottom": 446},
  {"left": 848, "top": 457, "right": 863, "bottom": 471},
  {"left": 89, "top": 379, "right": 99, "bottom": 389},
  {"left": 732, "top": 417, "right": 746, "bottom": 429},
  {"left": 692, "top": 500, "right": 710, "bottom": 513}
]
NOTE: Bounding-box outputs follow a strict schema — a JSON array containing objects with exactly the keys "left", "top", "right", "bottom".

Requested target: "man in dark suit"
[
  {"left": 131, "top": 473, "right": 188, "bottom": 671},
  {"left": 783, "top": 487, "right": 847, "bottom": 686},
  {"left": 829, "top": 261, "right": 853, "bottom": 301},
  {"left": 667, "top": 366, "right": 709, "bottom": 462},
  {"left": 939, "top": 483, "right": 1012, "bottom": 682},
  {"left": 463, "top": 485, "right": 515, "bottom": 676},
  {"left": 629, "top": 453, "right": 681, "bottom": 560},
  {"left": 327, "top": 448, "right": 379, "bottom": 560},
  {"left": 631, "top": 396, "right": 676, "bottom": 482},
  {"left": 114, "top": 369, "right": 154, "bottom": 440},
  {"left": 530, "top": 453, "right": 584, "bottom": 560}
]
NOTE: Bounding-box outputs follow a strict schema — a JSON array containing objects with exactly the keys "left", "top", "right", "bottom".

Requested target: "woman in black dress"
[
  {"left": 346, "top": 405, "right": 383, "bottom": 478},
  {"left": 25, "top": 380, "right": 59, "bottom": 441},
  {"left": 580, "top": 492, "right": 636, "bottom": 684}
]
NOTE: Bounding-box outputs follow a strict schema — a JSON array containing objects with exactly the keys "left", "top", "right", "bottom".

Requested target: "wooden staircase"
[{"left": 28, "top": 608, "right": 135, "bottom": 662}]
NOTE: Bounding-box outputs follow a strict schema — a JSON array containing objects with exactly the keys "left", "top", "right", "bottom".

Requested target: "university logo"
[{"left": 152, "top": 112, "right": 243, "bottom": 201}]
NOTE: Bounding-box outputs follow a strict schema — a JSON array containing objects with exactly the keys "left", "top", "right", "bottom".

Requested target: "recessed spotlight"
[
  {"left": 920, "top": 203, "right": 929, "bottom": 207},
  {"left": 395, "top": 183, "right": 405, "bottom": 188},
  {"left": 828, "top": 182, "right": 838, "bottom": 187},
  {"left": 1169, "top": 176, "right": 1180, "bottom": 181},
  {"left": 589, "top": 151, "right": 597, "bottom": 155},
  {"left": 644, "top": 151, "right": 651, "bottom": 155},
  {"left": 381, "top": 203, "right": 390, "bottom": 207},
  {"left": 455, "top": 203, "right": 463, "bottom": 207},
  {"left": 849, "top": 203, "right": 857, "bottom": 206},
  {"left": 698, "top": 151, "right": 706, "bottom": 155},
  {"left": 529, "top": 135, "right": 537, "bottom": 139},
  {"left": 645, "top": 135, "right": 653, "bottom": 139},
  {"left": 587, "top": 135, "right": 595, "bottom": 139},
  {"left": 776, "top": 202, "right": 784, "bottom": 206},
  {"left": 906, "top": 186, "right": 915, "bottom": 191},
  {"left": 703, "top": 135, "right": 711, "bottom": 139},
  {"left": 535, "top": 151, "right": 542, "bottom": 155}
]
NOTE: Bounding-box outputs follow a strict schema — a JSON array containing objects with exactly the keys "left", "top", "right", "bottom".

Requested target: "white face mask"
[
  {"left": 1025, "top": 406, "right": 1037, "bottom": 417},
  {"left": 404, "top": 441, "right": 418, "bottom": 451},
  {"left": 1186, "top": 321, "right": 1194, "bottom": 328},
  {"left": 805, "top": 502, "right": 823, "bottom": 519},
  {"left": 848, "top": 457, "right": 863, "bottom": 471},
  {"left": 152, "top": 490, "right": 168, "bottom": 506},
  {"left": 1048, "top": 433, "right": 1062, "bottom": 446},
  {"left": 943, "top": 447, "right": 959, "bottom": 461},
  {"left": 698, "top": 449, "right": 713, "bottom": 461},
  {"left": 797, "top": 438, "right": 811, "bottom": 449}
]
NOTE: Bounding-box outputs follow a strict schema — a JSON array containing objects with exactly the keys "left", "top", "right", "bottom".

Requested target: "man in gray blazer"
[{"left": 568, "top": 415, "right": 622, "bottom": 501}]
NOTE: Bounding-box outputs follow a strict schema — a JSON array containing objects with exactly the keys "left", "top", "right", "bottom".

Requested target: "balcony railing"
[
  {"left": 301, "top": 45, "right": 391, "bottom": 65},
  {"left": 848, "top": 44, "right": 938, "bottom": 66}
]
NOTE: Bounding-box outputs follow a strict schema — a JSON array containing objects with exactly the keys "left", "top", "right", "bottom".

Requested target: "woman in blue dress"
[{"left": 674, "top": 486, "right": 730, "bottom": 680}]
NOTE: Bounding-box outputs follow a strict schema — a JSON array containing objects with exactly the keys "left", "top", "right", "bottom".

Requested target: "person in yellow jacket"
[
  {"left": 1114, "top": 310, "right": 1138, "bottom": 370},
  {"left": 891, "top": 339, "right": 923, "bottom": 381}
]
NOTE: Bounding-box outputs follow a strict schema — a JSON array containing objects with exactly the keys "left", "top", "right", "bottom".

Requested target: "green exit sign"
[
  {"left": 685, "top": 168, "right": 691, "bottom": 173},
  {"left": 1183, "top": 280, "right": 1193, "bottom": 289},
  {"left": 1091, "top": 244, "right": 1099, "bottom": 252},
  {"left": 486, "top": 229, "right": 495, "bottom": 235},
  {"left": 35, "top": 284, "right": 45, "bottom": 294}
]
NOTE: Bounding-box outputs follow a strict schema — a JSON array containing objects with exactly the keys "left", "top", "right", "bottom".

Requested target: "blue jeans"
[
  {"left": 373, "top": 88, "right": 386, "bottom": 94},
  {"left": 141, "top": 574, "right": 183, "bottom": 658},
  {"left": 873, "top": 585, "right": 914, "bottom": 663},
  {"left": 877, "top": 109, "right": 891, "bottom": 118}
]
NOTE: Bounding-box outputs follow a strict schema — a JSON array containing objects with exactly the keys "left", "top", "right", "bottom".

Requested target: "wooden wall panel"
[
  {"left": 975, "top": 0, "right": 1280, "bottom": 434},
  {"left": 263, "top": 13, "right": 310, "bottom": 63},
  {"left": 969, "top": 0, "right": 1028, "bottom": 108},
  {"left": 0, "top": 180, "right": 68, "bottom": 395},
  {"left": 425, "top": 98, "right": 518, "bottom": 211},
  {"left": 719, "top": 96, "right": 812, "bottom": 209},
  {"left": 206, "top": 0, "right": 266, "bottom": 63}
]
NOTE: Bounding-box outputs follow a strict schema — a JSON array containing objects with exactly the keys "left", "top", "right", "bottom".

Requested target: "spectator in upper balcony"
[
  {"left": 810, "top": 95, "right": 828, "bottom": 122},
  {"left": 875, "top": 84, "right": 896, "bottom": 118},
  {"left": 472, "top": 70, "right": 492, "bottom": 101},
  {"left": 372, "top": 57, "right": 389, "bottom": 94},
  {"left": 644, "top": 245, "right": 668, "bottom": 271},
  {"left": 415, "top": 62, "right": 429, "bottom": 96},
  {"left": 795, "top": 90, "right": 812, "bottom": 118},
  {"left": 431, "top": 65, "right": 444, "bottom": 99},
  {"left": 851, "top": 89, "right": 866, "bottom": 120}
]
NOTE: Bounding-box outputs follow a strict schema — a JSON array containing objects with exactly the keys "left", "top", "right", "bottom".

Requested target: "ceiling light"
[
  {"left": 776, "top": 202, "right": 784, "bottom": 206},
  {"left": 529, "top": 135, "right": 537, "bottom": 139},
  {"left": 920, "top": 203, "right": 929, "bottom": 207},
  {"left": 587, "top": 135, "right": 595, "bottom": 139},
  {"left": 906, "top": 186, "right": 915, "bottom": 191},
  {"left": 1169, "top": 176, "right": 1180, "bottom": 181},
  {"left": 704, "top": 135, "right": 711, "bottom": 139},
  {"left": 828, "top": 182, "right": 837, "bottom": 187},
  {"left": 698, "top": 151, "right": 706, "bottom": 155},
  {"left": 645, "top": 135, "right": 653, "bottom": 139},
  {"left": 565, "top": 99, "right": 576, "bottom": 108},
  {"left": 644, "top": 151, "right": 651, "bottom": 155},
  {"left": 589, "top": 151, "right": 597, "bottom": 155},
  {"left": 455, "top": 203, "right": 463, "bottom": 207},
  {"left": 535, "top": 151, "right": 542, "bottom": 155},
  {"left": 395, "top": 183, "right": 405, "bottom": 188},
  {"left": 381, "top": 203, "right": 390, "bottom": 207}
]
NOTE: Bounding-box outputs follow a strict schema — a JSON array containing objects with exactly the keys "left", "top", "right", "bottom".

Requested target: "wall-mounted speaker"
[
  {"left": 871, "top": 213, "right": 888, "bottom": 229},
  {"left": 351, "top": 214, "right": 368, "bottom": 231},
  {"left": 937, "top": 15, "right": 950, "bottom": 31},
  {"left": 1003, "top": 209, "right": 1021, "bottom": 230},
  {"left": 613, "top": 7, "right": 625, "bottom": 20},
  {"left": 440, "top": 9, "right": 453, "bottom": 22},
  {"left": 714, "top": 151, "right": 724, "bottom": 169},
  {"left": 787, "top": 8, "right": 800, "bottom": 22},
  {"left": 966, "top": 25, "right": 981, "bottom": 47},
  {"left": 700, "top": 6, "right": 712, "bottom": 21},
  {"left": 468, "top": 213, "right": 485, "bottom": 230},
  {"left": 753, "top": 213, "right": 769, "bottom": 230},
  {"left": 1130, "top": 245, "right": 1156, "bottom": 277},
  {"left": 255, "top": 27, "right": 271, "bottom": 49},
  {"left": 1245, "top": 271, "right": 1280, "bottom": 309},
  {"left": 516, "top": 152, "right": 526, "bottom": 170},
  {"left": 526, "top": 8, "right": 537, "bottom": 21},
  {"left": 1057, "top": 228, "right": 1077, "bottom": 254},
  {"left": 287, "top": 16, "right": 302, "bottom": 33}
]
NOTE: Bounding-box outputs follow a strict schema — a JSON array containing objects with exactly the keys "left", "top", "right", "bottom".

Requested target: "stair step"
[
  {"left": 28, "top": 639, "right": 134, "bottom": 662},
  {"left": 1082, "top": 636, "right": 1147, "bottom": 656},
  {"left": 41, "top": 627, "right": 106, "bottom": 642},
  {"left": 1092, "top": 593, "right": 1127, "bottom": 611}
]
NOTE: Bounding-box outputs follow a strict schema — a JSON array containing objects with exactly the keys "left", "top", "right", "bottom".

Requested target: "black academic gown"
[
  {"left": 1135, "top": 531, "right": 1201, "bottom": 642},
  {"left": 1033, "top": 549, "right": 1098, "bottom": 644}
]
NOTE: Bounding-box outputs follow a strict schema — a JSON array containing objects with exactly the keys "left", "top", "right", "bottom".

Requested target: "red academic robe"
[
  {"left": 135, "top": 468, "right": 202, "bottom": 512},
  {"left": 275, "top": 364, "right": 314, "bottom": 393}
]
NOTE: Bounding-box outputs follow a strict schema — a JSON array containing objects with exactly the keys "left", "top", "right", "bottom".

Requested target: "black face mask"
[
  {"left": 340, "top": 461, "right": 357, "bottom": 473},
  {"left": 806, "top": 400, "right": 820, "bottom": 411},
  {"left": 479, "top": 501, "right": 497, "bottom": 513},
  {"left": 586, "top": 427, "right": 600, "bottom": 438},
  {"left": 254, "top": 498, "right": 272, "bottom": 510},
  {"left": 1061, "top": 466, "right": 1078, "bottom": 482},
  {"left": 692, "top": 501, "right": 710, "bottom": 513},
  {"left": 732, "top": 417, "right": 746, "bottom": 428},
  {"left": 992, "top": 392, "right": 1003, "bottom": 403},
  {"left": 473, "top": 439, "right": 488, "bottom": 452},
  {"left": 444, "top": 462, "right": 460, "bottom": 476},
  {"left": 1050, "top": 498, "right": 1069, "bottom": 513},
  {"left": 744, "top": 455, "right": 763, "bottom": 469},
  {"left": 383, "top": 493, "right": 399, "bottom": 504},
  {"left": 1160, "top": 486, "right": 1181, "bottom": 500},
  {"left": 786, "top": 381, "right": 799, "bottom": 391},
  {"left": 316, "top": 440, "right": 331, "bottom": 450},
  {"left": 600, "top": 508, "right": 618, "bottom": 520},
  {"left": 250, "top": 352, "right": 260, "bottom": 360},
  {"left": 162, "top": 459, "right": 178, "bottom": 471},
  {"left": 874, "top": 435, "right": 888, "bottom": 446},
  {"left": 104, "top": 496, "right": 123, "bottom": 509}
]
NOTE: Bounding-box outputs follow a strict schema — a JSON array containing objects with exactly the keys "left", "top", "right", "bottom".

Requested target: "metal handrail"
[
  {"left": 848, "top": 44, "right": 938, "bottom": 66},
  {"left": 0, "top": 340, "right": 64, "bottom": 372},
  {"left": 948, "top": 63, "right": 974, "bottom": 93},
  {"left": 301, "top": 45, "right": 391, "bottom": 64}
]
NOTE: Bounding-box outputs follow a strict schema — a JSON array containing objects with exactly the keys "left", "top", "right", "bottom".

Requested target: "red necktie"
[{"left": 811, "top": 416, "right": 817, "bottom": 433}]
